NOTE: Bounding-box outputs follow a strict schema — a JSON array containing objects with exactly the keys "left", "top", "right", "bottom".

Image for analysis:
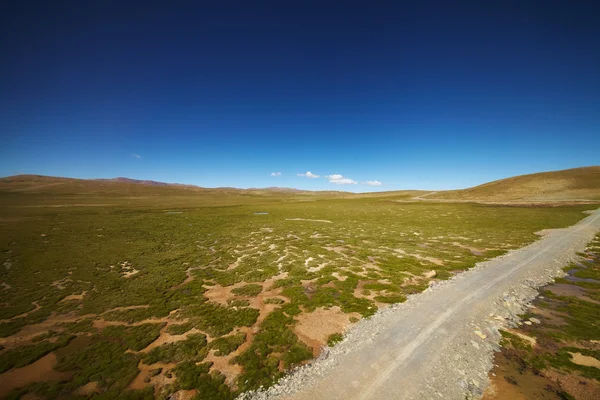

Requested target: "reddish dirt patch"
[
  {"left": 569, "top": 352, "right": 600, "bottom": 368},
  {"left": 136, "top": 327, "right": 201, "bottom": 354},
  {"left": 0, "top": 353, "right": 72, "bottom": 397},
  {"left": 59, "top": 291, "right": 87, "bottom": 302},
  {"left": 481, "top": 350, "right": 566, "bottom": 400},
  {"left": 128, "top": 361, "right": 177, "bottom": 391},
  {"left": 74, "top": 381, "right": 100, "bottom": 396},
  {"left": 544, "top": 370, "right": 600, "bottom": 400},
  {"left": 331, "top": 272, "right": 347, "bottom": 281},
  {"left": 293, "top": 306, "right": 360, "bottom": 356},
  {"left": 169, "top": 390, "right": 198, "bottom": 400},
  {"left": 205, "top": 350, "right": 243, "bottom": 386}
]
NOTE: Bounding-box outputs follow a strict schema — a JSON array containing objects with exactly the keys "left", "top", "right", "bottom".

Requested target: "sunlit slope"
[{"left": 428, "top": 166, "right": 600, "bottom": 201}]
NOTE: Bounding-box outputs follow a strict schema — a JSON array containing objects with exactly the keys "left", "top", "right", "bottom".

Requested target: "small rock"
[
  {"left": 529, "top": 317, "right": 541, "bottom": 324},
  {"left": 474, "top": 330, "right": 487, "bottom": 340}
]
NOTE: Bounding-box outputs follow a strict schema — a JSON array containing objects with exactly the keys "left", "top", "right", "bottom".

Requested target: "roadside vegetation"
[
  {"left": 483, "top": 234, "right": 600, "bottom": 399},
  {"left": 0, "top": 177, "right": 597, "bottom": 399}
]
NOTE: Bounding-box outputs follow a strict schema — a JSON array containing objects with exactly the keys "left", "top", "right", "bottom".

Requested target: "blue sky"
[{"left": 1, "top": 1, "right": 599, "bottom": 191}]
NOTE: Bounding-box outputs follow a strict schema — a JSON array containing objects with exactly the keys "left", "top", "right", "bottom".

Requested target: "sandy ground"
[
  {"left": 569, "top": 352, "right": 600, "bottom": 368},
  {"left": 0, "top": 353, "right": 72, "bottom": 397},
  {"left": 293, "top": 307, "right": 360, "bottom": 356}
]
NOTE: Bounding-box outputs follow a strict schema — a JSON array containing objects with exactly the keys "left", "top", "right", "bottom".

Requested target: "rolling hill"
[{"left": 427, "top": 166, "right": 600, "bottom": 201}]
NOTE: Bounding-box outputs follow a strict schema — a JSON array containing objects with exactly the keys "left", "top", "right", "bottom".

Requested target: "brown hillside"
[{"left": 429, "top": 166, "right": 600, "bottom": 201}]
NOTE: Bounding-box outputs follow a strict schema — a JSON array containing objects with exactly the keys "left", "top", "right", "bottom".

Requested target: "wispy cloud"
[
  {"left": 132, "top": 153, "right": 141, "bottom": 159},
  {"left": 270, "top": 172, "right": 282, "bottom": 176},
  {"left": 326, "top": 174, "right": 357, "bottom": 185},
  {"left": 365, "top": 180, "right": 382, "bottom": 186},
  {"left": 297, "top": 171, "right": 320, "bottom": 178}
]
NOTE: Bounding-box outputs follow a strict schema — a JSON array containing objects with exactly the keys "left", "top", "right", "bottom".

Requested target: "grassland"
[
  {"left": 0, "top": 175, "right": 597, "bottom": 399},
  {"left": 483, "top": 234, "right": 600, "bottom": 400}
]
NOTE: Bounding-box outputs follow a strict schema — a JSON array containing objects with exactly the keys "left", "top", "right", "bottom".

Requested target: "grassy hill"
[{"left": 427, "top": 166, "right": 600, "bottom": 202}]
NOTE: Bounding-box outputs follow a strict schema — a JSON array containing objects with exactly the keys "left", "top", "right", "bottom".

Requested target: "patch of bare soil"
[
  {"left": 93, "top": 315, "right": 172, "bottom": 330},
  {"left": 200, "top": 278, "right": 288, "bottom": 382},
  {"left": 169, "top": 390, "right": 198, "bottom": 400},
  {"left": 74, "top": 381, "right": 100, "bottom": 396},
  {"left": 293, "top": 306, "right": 360, "bottom": 356},
  {"left": 205, "top": 350, "right": 243, "bottom": 386},
  {"left": 0, "top": 353, "right": 72, "bottom": 397},
  {"left": 136, "top": 327, "right": 200, "bottom": 354},
  {"left": 451, "top": 242, "right": 488, "bottom": 256},
  {"left": 129, "top": 361, "right": 177, "bottom": 392},
  {"left": 331, "top": 272, "right": 347, "bottom": 281},
  {"left": 59, "top": 291, "right": 87, "bottom": 302},
  {"left": 51, "top": 277, "right": 72, "bottom": 290},
  {"left": 227, "top": 254, "right": 250, "bottom": 271},
  {"left": 203, "top": 282, "right": 244, "bottom": 305},
  {"left": 286, "top": 218, "right": 333, "bottom": 223},
  {"left": 569, "top": 352, "right": 600, "bottom": 368},
  {"left": 504, "top": 329, "right": 537, "bottom": 347},
  {"left": 481, "top": 350, "right": 565, "bottom": 400},
  {"left": 322, "top": 246, "right": 347, "bottom": 255},
  {"left": 544, "top": 370, "right": 600, "bottom": 400},
  {"left": 392, "top": 248, "right": 445, "bottom": 266}
]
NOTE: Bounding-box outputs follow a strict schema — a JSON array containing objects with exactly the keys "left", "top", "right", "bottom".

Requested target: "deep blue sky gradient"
[{"left": 1, "top": 1, "right": 599, "bottom": 191}]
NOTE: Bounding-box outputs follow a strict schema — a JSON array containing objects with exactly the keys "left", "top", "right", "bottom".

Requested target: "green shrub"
[
  {"left": 143, "top": 333, "right": 208, "bottom": 364},
  {"left": 173, "top": 361, "right": 234, "bottom": 399},
  {"left": 167, "top": 322, "right": 193, "bottom": 335},
  {"left": 231, "top": 284, "right": 263, "bottom": 297},
  {"left": 327, "top": 333, "right": 344, "bottom": 347},
  {"left": 103, "top": 323, "right": 164, "bottom": 351},
  {"left": 209, "top": 332, "right": 246, "bottom": 356}
]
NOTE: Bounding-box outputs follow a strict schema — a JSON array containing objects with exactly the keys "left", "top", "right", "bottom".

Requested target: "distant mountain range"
[{"left": 1, "top": 166, "right": 599, "bottom": 201}]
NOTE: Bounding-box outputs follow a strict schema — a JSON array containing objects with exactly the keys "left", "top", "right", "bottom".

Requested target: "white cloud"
[
  {"left": 132, "top": 153, "right": 141, "bottom": 159},
  {"left": 297, "top": 171, "right": 320, "bottom": 178},
  {"left": 326, "top": 174, "right": 357, "bottom": 185},
  {"left": 365, "top": 180, "right": 382, "bottom": 186},
  {"left": 270, "top": 172, "right": 282, "bottom": 176}
]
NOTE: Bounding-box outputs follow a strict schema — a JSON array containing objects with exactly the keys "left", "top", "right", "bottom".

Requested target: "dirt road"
[{"left": 244, "top": 208, "right": 600, "bottom": 400}]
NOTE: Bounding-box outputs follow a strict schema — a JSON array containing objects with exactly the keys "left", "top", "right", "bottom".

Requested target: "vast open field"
[{"left": 0, "top": 176, "right": 598, "bottom": 399}]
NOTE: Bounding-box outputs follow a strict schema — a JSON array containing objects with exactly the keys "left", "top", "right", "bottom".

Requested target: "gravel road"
[{"left": 241, "top": 208, "right": 600, "bottom": 400}]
